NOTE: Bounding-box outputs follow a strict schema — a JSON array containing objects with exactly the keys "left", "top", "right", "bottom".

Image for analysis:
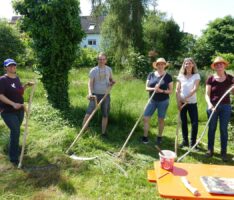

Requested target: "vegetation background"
[
  {"left": 0, "top": 0, "right": 234, "bottom": 199},
  {"left": 0, "top": 68, "right": 234, "bottom": 200}
]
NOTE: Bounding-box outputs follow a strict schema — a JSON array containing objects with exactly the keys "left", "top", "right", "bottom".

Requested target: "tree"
[
  {"left": 193, "top": 15, "right": 234, "bottom": 67},
  {"left": 0, "top": 20, "right": 25, "bottom": 67},
  {"left": 92, "top": 0, "right": 149, "bottom": 67},
  {"left": 13, "top": 0, "right": 84, "bottom": 110},
  {"left": 143, "top": 11, "right": 183, "bottom": 62}
]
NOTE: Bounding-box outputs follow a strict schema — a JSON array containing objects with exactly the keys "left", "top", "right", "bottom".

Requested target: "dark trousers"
[
  {"left": 207, "top": 104, "right": 231, "bottom": 154},
  {"left": 1, "top": 110, "right": 24, "bottom": 162},
  {"left": 180, "top": 103, "right": 198, "bottom": 146}
]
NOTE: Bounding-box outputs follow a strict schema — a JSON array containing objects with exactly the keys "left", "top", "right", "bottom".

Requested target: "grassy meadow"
[{"left": 0, "top": 67, "right": 234, "bottom": 200}]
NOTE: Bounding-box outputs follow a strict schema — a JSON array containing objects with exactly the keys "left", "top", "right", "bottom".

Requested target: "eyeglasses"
[{"left": 98, "top": 58, "right": 106, "bottom": 61}]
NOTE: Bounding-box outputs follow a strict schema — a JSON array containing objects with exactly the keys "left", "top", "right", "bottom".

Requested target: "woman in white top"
[{"left": 176, "top": 58, "right": 200, "bottom": 148}]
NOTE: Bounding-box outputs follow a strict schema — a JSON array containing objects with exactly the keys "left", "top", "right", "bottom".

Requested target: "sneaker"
[
  {"left": 190, "top": 144, "right": 200, "bottom": 152},
  {"left": 101, "top": 133, "right": 108, "bottom": 139},
  {"left": 179, "top": 141, "right": 189, "bottom": 148},
  {"left": 10, "top": 160, "right": 19, "bottom": 167},
  {"left": 156, "top": 136, "right": 162, "bottom": 145},
  {"left": 205, "top": 150, "right": 213, "bottom": 158},
  {"left": 221, "top": 153, "right": 228, "bottom": 162},
  {"left": 141, "top": 136, "right": 149, "bottom": 144}
]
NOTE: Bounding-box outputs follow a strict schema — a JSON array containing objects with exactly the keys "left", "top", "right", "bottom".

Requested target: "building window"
[
  {"left": 88, "top": 24, "right": 96, "bottom": 30},
  {"left": 88, "top": 39, "right": 96, "bottom": 46}
]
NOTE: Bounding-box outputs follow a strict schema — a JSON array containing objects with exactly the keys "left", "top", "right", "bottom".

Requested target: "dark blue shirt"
[
  {"left": 0, "top": 75, "right": 24, "bottom": 113},
  {"left": 147, "top": 72, "right": 173, "bottom": 101}
]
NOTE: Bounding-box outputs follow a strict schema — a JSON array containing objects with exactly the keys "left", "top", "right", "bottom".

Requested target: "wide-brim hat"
[
  {"left": 211, "top": 56, "right": 229, "bottom": 69},
  {"left": 4, "top": 58, "right": 17, "bottom": 67},
  {"left": 152, "top": 58, "right": 167, "bottom": 68}
]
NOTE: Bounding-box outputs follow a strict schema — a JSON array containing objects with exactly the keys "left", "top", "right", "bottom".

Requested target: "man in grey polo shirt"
[{"left": 82, "top": 52, "right": 115, "bottom": 137}]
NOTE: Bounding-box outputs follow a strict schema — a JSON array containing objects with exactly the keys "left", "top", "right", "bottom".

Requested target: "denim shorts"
[
  {"left": 86, "top": 94, "right": 110, "bottom": 117},
  {"left": 144, "top": 98, "right": 169, "bottom": 118}
]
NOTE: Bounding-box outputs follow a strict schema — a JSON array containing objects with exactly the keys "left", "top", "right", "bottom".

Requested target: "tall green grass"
[{"left": 0, "top": 68, "right": 233, "bottom": 200}]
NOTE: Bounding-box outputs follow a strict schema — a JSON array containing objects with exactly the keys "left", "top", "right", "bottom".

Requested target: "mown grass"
[{"left": 0, "top": 67, "right": 233, "bottom": 200}]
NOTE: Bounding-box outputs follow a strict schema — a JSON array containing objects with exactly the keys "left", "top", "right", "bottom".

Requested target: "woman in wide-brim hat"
[
  {"left": 205, "top": 56, "right": 234, "bottom": 162},
  {"left": 141, "top": 57, "right": 173, "bottom": 145}
]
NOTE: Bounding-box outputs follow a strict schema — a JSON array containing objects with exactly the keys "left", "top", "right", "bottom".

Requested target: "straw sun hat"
[
  {"left": 211, "top": 56, "right": 229, "bottom": 69},
  {"left": 152, "top": 58, "right": 168, "bottom": 68}
]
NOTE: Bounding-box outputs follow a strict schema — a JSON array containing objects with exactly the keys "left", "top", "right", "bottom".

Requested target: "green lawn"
[{"left": 0, "top": 68, "right": 233, "bottom": 200}]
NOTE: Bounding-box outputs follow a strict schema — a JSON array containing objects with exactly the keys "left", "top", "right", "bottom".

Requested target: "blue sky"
[{"left": 0, "top": 0, "right": 233, "bottom": 36}]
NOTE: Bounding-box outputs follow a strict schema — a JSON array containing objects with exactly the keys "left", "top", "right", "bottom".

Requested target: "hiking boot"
[
  {"left": 141, "top": 136, "right": 149, "bottom": 144},
  {"left": 205, "top": 150, "right": 213, "bottom": 158},
  {"left": 156, "top": 136, "right": 162, "bottom": 145},
  {"left": 179, "top": 141, "right": 189, "bottom": 148}
]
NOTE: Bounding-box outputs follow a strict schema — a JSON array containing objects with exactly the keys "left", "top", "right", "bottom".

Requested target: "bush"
[
  {"left": 125, "top": 51, "right": 151, "bottom": 79},
  {"left": 73, "top": 48, "right": 98, "bottom": 68},
  {"left": 0, "top": 20, "right": 25, "bottom": 66}
]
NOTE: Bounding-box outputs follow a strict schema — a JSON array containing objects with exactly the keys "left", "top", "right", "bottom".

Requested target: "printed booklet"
[{"left": 200, "top": 176, "right": 234, "bottom": 195}]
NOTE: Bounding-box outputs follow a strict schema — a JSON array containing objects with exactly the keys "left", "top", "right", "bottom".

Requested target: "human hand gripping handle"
[
  {"left": 12, "top": 102, "right": 23, "bottom": 110},
  {"left": 109, "top": 78, "right": 116, "bottom": 86},
  {"left": 23, "top": 81, "right": 35, "bottom": 89}
]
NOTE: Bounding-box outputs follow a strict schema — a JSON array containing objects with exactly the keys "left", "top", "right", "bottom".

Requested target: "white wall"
[{"left": 80, "top": 34, "right": 101, "bottom": 51}]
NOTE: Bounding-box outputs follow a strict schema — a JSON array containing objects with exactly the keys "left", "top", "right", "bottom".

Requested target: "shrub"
[
  {"left": 0, "top": 20, "right": 25, "bottom": 66},
  {"left": 73, "top": 48, "right": 98, "bottom": 68},
  {"left": 125, "top": 51, "right": 151, "bottom": 79}
]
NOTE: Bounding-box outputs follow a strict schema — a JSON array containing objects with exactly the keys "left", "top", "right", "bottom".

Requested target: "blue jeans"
[
  {"left": 180, "top": 103, "right": 198, "bottom": 146},
  {"left": 1, "top": 110, "right": 24, "bottom": 162},
  {"left": 207, "top": 104, "right": 232, "bottom": 154}
]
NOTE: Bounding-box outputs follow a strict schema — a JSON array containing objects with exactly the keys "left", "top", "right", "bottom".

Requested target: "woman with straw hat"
[
  {"left": 205, "top": 56, "right": 234, "bottom": 162},
  {"left": 141, "top": 58, "right": 173, "bottom": 145}
]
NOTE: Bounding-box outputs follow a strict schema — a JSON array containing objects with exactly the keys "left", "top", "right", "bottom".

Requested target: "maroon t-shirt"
[
  {"left": 0, "top": 75, "right": 24, "bottom": 113},
  {"left": 206, "top": 74, "right": 234, "bottom": 105}
]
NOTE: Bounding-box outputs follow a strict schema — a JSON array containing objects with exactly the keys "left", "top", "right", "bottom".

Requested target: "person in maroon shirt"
[
  {"left": 0, "top": 58, "right": 34, "bottom": 166},
  {"left": 205, "top": 56, "right": 234, "bottom": 162}
]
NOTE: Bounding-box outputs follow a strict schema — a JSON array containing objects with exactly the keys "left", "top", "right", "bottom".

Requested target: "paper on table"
[{"left": 181, "top": 177, "right": 199, "bottom": 196}]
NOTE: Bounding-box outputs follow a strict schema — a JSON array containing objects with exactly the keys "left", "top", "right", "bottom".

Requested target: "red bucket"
[{"left": 159, "top": 150, "right": 176, "bottom": 171}]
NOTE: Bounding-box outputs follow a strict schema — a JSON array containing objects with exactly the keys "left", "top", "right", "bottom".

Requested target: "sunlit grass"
[{"left": 0, "top": 68, "right": 233, "bottom": 200}]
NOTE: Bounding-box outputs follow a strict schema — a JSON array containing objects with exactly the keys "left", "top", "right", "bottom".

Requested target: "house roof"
[
  {"left": 10, "top": 15, "right": 105, "bottom": 34},
  {"left": 9, "top": 16, "right": 21, "bottom": 24},
  {"left": 80, "top": 16, "right": 105, "bottom": 34}
]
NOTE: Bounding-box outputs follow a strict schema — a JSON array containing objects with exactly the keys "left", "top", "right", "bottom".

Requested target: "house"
[
  {"left": 10, "top": 15, "right": 105, "bottom": 51},
  {"left": 80, "top": 16, "right": 105, "bottom": 51}
]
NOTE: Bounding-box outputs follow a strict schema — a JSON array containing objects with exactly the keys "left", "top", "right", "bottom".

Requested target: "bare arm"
[
  {"left": 205, "top": 84, "right": 213, "bottom": 110},
  {"left": 232, "top": 77, "right": 234, "bottom": 94},
  {"left": 175, "top": 81, "right": 182, "bottom": 109},
  {"left": 23, "top": 81, "right": 35, "bottom": 90},
  {"left": 0, "top": 94, "right": 23, "bottom": 109},
  {"left": 145, "top": 80, "right": 155, "bottom": 92},
  {"left": 165, "top": 81, "right": 173, "bottom": 95},
  {"left": 88, "top": 78, "right": 94, "bottom": 96},
  {"left": 109, "top": 72, "right": 116, "bottom": 86}
]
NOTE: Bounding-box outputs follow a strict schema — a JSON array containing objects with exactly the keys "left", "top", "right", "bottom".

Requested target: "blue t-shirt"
[
  {"left": 147, "top": 72, "right": 173, "bottom": 101},
  {"left": 0, "top": 75, "right": 24, "bottom": 113}
]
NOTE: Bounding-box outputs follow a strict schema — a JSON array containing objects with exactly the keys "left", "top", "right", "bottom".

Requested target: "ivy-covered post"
[{"left": 13, "top": 0, "right": 84, "bottom": 110}]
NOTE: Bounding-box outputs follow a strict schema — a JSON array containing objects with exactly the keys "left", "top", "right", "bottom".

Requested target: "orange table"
[{"left": 147, "top": 161, "right": 234, "bottom": 200}]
